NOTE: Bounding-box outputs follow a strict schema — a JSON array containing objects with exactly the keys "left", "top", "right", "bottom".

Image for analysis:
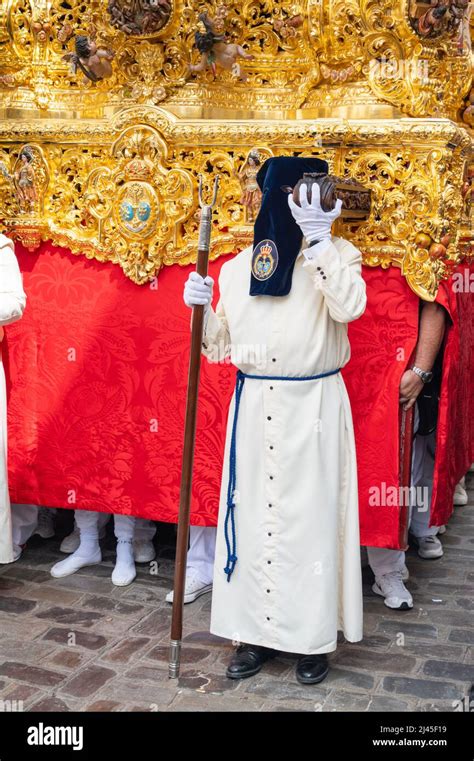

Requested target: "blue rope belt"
[{"left": 224, "top": 366, "right": 341, "bottom": 581}]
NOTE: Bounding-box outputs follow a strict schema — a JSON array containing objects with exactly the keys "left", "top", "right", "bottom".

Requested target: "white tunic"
[
  {"left": 203, "top": 236, "right": 366, "bottom": 654},
  {"left": 0, "top": 234, "right": 26, "bottom": 563}
]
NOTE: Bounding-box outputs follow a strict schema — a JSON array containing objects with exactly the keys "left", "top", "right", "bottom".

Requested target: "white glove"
[
  {"left": 288, "top": 182, "right": 342, "bottom": 242},
  {"left": 183, "top": 271, "right": 214, "bottom": 308}
]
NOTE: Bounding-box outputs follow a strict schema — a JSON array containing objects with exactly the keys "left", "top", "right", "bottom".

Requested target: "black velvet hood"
[{"left": 249, "top": 156, "right": 329, "bottom": 297}]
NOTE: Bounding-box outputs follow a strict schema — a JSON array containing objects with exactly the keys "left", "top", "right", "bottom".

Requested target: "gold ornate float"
[{"left": 0, "top": 0, "right": 473, "bottom": 299}]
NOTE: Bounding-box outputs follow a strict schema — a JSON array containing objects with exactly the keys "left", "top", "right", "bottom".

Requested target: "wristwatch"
[{"left": 410, "top": 365, "right": 433, "bottom": 384}]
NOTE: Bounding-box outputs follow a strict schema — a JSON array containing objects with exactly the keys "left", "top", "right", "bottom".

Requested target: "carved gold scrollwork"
[
  {"left": 338, "top": 140, "right": 466, "bottom": 300},
  {"left": 0, "top": 0, "right": 473, "bottom": 299},
  {"left": 0, "top": 107, "right": 470, "bottom": 299},
  {"left": 0, "top": 0, "right": 471, "bottom": 118}
]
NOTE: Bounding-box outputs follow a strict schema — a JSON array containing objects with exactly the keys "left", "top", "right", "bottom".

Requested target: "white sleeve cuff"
[
  {"left": 301, "top": 238, "right": 339, "bottom": 278},
  {"left": 201, "top": 307, "right": 221, "bottom": 348}
]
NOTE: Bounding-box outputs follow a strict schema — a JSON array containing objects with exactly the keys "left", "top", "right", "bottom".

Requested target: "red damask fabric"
[
  {"left": 344, "top": 265, "right": 474, "bottom": 548},
  {"left": 5, "top": 243, "right": 473, "bottom": 546},
  {"left": 5, "top": 242, "right": 235, "bottom": 525},
  {"left": 431, "top": 270, "right": 474, "bottom": 526},
  {"left": 343, "top": 267, "right": 419, "bottom": 548}
]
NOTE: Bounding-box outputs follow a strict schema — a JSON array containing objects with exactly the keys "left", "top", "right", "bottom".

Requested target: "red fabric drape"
[
  {"left": 344, "top": 264, "right": 474, "bottom": 548},
  {"left": 431, "top": 270, "right": 474, "bottom": 526},
  {"left": 5, "top": 243, "right": 234, "bottom": 526},
  {"left": 5, "top": 243, "right": 473, "bottom": 546},
  {"left": 343, "top": 267, "right": 419, "bottom": 548}
]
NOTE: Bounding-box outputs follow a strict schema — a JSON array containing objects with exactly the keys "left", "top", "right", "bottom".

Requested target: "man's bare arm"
[{"left": 399, "top": 302, "right": 447, "bottom": 410}]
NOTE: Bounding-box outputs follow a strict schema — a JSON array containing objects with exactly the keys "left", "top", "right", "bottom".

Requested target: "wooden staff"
[
  {"left": 398, "top": 403, "right": 415, "bottom": 550},
  {"left": 169, "top": 174, "right": 220, "bottom": 679}
]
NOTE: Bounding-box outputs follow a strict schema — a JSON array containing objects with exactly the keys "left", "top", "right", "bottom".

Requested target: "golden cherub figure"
[
  {"left": 189, "top": 10, "right": 254, "bottom": 81},
  {"left": 63, "top": 35, "right": 115, "bottom": 84}
]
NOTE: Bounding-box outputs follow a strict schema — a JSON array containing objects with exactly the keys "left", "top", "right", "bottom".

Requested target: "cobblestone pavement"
[{"left": 0, "top": 474, "right": 472, "bottom": 713}]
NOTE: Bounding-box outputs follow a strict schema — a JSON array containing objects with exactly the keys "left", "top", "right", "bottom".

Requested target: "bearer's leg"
[
  {"left": 453, "top": 476, "right": 468, "bottom": 506},
  {"left": 60, "top": 510, "right": 110, "bottom": 554},
  {"left": 112, "top": 514, "right": 136, "bottom": 587},
  {"left": 133, "top": 519, "right": 156, "bottom": 563},
  {"left": 409, "top": 430, "right": 443, "bottom": 559},
  {"left": 33, "top": 507, "right": 57, "bottom": 539},
  {"left": 367, "top": 546, "right": 413, "bottom": 610},
  {"left": 50, "top": 510, "right": 101, "bottom": 578},
  {"left": 11, "top": 504, "right": 39, "bottom": 559},
  {"left": 166, "top": 525, "right": 216, "bottom": 604}
]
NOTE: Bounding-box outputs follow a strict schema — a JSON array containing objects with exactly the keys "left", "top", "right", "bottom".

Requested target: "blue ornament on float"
[
  {"left": 120, "top": 201, "right": 134, "bottom": 222},
  {"left": 137, "top": 200, "right": 151, "bottom": 221}
]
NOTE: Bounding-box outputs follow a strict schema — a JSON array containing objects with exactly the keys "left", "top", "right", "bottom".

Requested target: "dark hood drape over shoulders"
[{"left": 250, "top": 156, "right": 328, "bottom": 297}]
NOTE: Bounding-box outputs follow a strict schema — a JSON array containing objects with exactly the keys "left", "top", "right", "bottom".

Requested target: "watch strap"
[{"left": 411, "top": 365, "right": 433, "bottom": 383}]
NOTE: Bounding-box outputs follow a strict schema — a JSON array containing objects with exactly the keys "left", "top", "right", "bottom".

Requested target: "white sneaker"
[
  {"left": 415, "top": 535, "right": 443, "bottom": 559},
  {"left": 33, "top": 508, "right": 55, "bottom": 539},
  {"left": 373, "top": 571, "right": 413, "bottom": 610},
  {"left": 60, "top": 523, "right": 107, "bottom": 554},
  {"left": 166, "top": 575, "right": 212, "bottom": 604},
  {"left": 401, "top": 564, "right": 409, "bottom": 581},
  {"left": 50, "top": 547, "right": 102, "bottom": 578},
  {"left": 453, "top": 483, "right": 468, "bottom": 506},
  {"left": 437, "top": 525, "right": 446, "bottom": 535},
  {"left": 133, "top": 540, "right": 156, "bottom": 563}
]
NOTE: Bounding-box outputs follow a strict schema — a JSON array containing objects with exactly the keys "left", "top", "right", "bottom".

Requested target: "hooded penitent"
[{"left": 249, "top": 155, "right": 329, "bottom": 297}]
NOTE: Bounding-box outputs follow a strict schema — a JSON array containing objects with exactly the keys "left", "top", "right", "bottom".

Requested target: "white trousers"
[
  {"left": 10, "top": 502, "right": 217, "bottom": 578},
  {"left": 134, "top": 519, "right": 156, "bottom": 541},
  {"left": 368, "top": 414, "right": 438, "bottom": 578},
  {"left": 187, "top": 525, "right": 216, "bottom": 584},
  {"left": 74, "top": 514, "right": 216, "bottom": 578},
  {"left": 11, "top": 504, "right": 39, "bottom": 548},
  {"left": 11, "top": 507, "right": 137, "bottom": 545},
  {"left": 75, "top": 510, "right": 136, "bottom": 539}
]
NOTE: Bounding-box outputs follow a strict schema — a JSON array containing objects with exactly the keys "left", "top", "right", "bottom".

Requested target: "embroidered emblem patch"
[{"left": 251, "top": 239, "right": 279, "bottom": 281}]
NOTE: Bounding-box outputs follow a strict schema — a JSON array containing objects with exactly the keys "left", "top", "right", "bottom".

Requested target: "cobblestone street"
[{"left": 0, "top": 474, "right": 472, "bottom": 713}]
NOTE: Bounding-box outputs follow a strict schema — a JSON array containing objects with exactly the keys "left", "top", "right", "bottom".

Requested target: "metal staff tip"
[{"left": 198, "top": 174, "right": 220, "bottom": 208}]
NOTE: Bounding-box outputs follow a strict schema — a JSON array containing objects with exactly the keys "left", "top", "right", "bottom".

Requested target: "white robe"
[
  {"left": 0, "top": 234, "right": 27, "bottom": 563},
  {"left": 203, "top": 236, "right": 366, "bottom": 654}
]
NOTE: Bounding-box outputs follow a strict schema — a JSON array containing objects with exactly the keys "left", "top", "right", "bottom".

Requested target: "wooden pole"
[
  {"left": 398, "top": 403, "right": 415, "bottom": 550},
  {"left": 169, "top": 176, "right": 219, "bottom": 679}
]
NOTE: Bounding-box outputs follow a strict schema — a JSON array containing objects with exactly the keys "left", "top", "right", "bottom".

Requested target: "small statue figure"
[
  {"left": 416, "top": 4, "right": 448, "bottom": 37},
  {"left": 16, "top": 148, "right": 37, "bottom": 212},
  {"left": 63, "top": 36, "right": 115, "bottom": 83},
  {"left": 446, "top": 0, "right": 470, "bottom": 34},
  {"left": 0, "top": 147, "right": 37, "bottom": 213},
  {"left": 107, "top": 0, "right": 171, "bottom": 36},
  {"left": 461, "top": 165, "right": 474, "bottom": 222},
  {"left": 237, "top": 150, "right": 263, "bottom": 223},
  {"left": 143, "top": 0, "right": 171, "bottom": 33},
  {"left": 189, "top": 11, "right": 254, "bottom": 81},
  {"left": 409, "top": 0, "right": 469, "bottom": 38}
]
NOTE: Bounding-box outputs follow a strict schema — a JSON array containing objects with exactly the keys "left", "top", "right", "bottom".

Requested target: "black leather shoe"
[
  {"left": 296, "top": 654, "right": 330, "bottom": 685},
  {"left": 226, "top": 644, "right": 277, "bottom": 680}
]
